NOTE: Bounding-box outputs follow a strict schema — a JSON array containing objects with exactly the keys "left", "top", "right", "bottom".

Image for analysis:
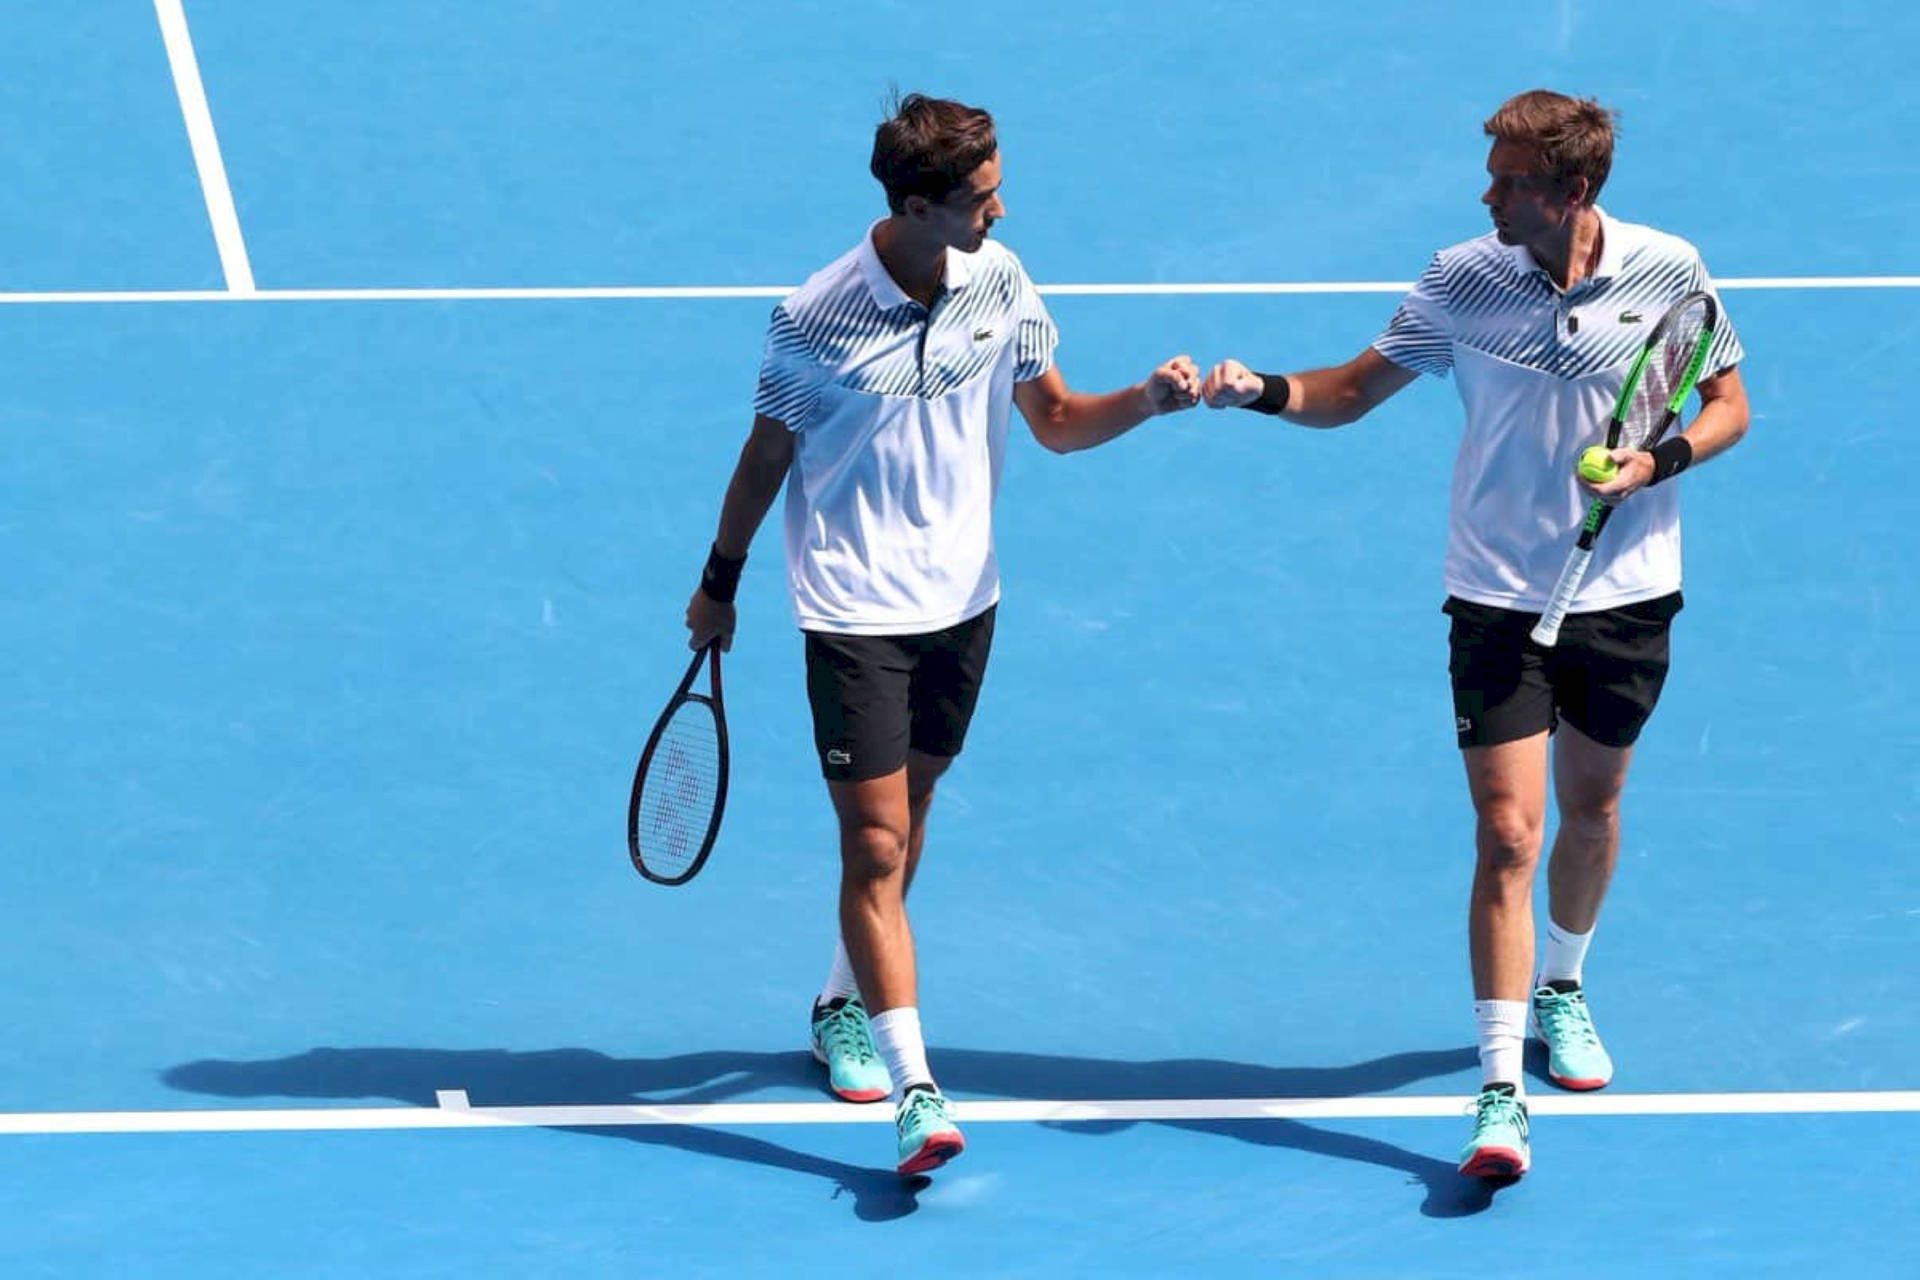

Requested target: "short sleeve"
[
  {"left": 1010, "top": 265, "right": 1059, "bottom": 383},
  {"left": 1685, "top": 258, "right": 1746, "bottom": 379},
  {"left": 1372, "top": 254, "right": 1455, "bottom": 377},
  {"left": 752, "top": 306, "right": 825, "bottom": 431}
]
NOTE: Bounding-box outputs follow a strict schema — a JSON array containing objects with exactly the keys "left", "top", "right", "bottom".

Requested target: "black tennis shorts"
[
  {"left": 1443, "top": 592, "right": 1684, "bottom": 750},
  {"left": 803, "top": 605, "right": 997, "bottom": 783}
]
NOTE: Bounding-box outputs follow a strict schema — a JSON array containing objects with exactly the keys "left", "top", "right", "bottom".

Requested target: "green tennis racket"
[{"left": 1531, "top": 290, "right": 1720, "bottom": 647}]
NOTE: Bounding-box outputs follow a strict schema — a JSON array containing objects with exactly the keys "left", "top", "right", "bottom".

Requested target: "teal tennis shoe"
[
  {"left": 895, "top": 1085, "right": 965, "bottom": 1176},
  {"left": 809, "top": 997, "right": 891, "bottom": 1103},
  {"left": 1458, "top": 1084, "right": 1531, "bottom": 1179},
  {"left": 1532, "top": 982, "right": 1615, "bottom": 1090}
]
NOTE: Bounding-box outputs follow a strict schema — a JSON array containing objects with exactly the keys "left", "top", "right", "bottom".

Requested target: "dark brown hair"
[
  {"left": 1483, "top": 90, "right": 1618, "bottom": 204},
  {"left": 870, "top": 92, "right": 998, "bottom": 215}
]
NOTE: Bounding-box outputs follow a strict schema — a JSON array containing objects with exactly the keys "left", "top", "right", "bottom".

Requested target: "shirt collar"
[
  {"left": 1590, "top": 206, "right": 1623, "bottom": 281},
  {"left": 857, "top": 219, "right": 975, "bottom": 310}
]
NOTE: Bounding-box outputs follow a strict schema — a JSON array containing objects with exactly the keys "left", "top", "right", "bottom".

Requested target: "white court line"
[
  {"left": 1, "top": 276, "right": 1919, "bottom": 306},
  {"left": 3, "top": 1091, "right": 1918, "bottom": 1136},
  {"left": 152, "top": 0, "right": 254, "bottom": 294}
]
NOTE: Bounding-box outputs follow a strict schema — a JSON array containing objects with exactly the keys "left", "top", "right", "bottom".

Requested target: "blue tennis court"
[{"left": 3, "top": 2, "right": 1916, "bottom": 1275}]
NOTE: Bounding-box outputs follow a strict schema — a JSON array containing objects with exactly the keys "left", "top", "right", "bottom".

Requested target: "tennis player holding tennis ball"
[
  {"left": 1578, "top": 446, "right": 1619, "bottom": 483},
  {"left": 1202, "top": 89, "right": 1749, "bottom": 1179},
  {"left": 685, "top": 93, "right": 1199, "bottom": 1177}
]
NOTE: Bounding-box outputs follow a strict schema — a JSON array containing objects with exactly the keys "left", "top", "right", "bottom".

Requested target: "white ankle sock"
[
  {"left": 1474, "top": 999, "right": 1528, "bottom": 1094},
  {"left": 1538, "top": 920, "right": 1594, "bottom": 987},
  {"left": 868, "top": 1006, "right": 934, "bottom": 1098},
  {"left": 818, "top": 940, "right": 860, "bottom": 1005}
]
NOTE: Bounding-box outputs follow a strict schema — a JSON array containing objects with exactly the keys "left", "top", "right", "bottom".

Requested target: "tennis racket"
[
  {"left": 627, "top": 641, "right": 729, "bottom": 885},
  {"left": 1530, "top": 289, "right": 1720, "bottom": 648}
]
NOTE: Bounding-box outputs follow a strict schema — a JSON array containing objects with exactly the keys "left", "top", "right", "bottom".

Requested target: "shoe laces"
[
  {"left": 1537, "top": 989, "right": 1601, "bottom": 1048},
  {"left": 899, "top": 1087, "right": 949, "bottom": 1128},
  {"left": 1473, "top": 1088, "right": 1527, "bottom": 1132},
  {"left": 815, "top": 1004, "right": 879, "bottom": 1063}
]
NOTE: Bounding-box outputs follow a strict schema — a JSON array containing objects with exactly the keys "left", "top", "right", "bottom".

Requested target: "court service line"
[
  {"left": 152, "top": 0, "right": 254, "bottom": 294},
  {"left": 1, "top": 276, "right": 1919, "bottom": 307},
  {"left": 3, "top": 1091, "right": 1918, "bottom": 1136}
]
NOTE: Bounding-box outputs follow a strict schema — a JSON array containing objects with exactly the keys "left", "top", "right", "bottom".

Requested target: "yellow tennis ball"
[{"left": 1578, "top": 446, "right": 1619, "bottom": 483}]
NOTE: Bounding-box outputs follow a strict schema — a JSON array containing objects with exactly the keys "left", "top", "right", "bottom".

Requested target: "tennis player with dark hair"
[
  {"left": 1202, "top": 89, "right": 1750, "bottom": 1178},
  {"left": 686, "top": 92, "right": 1200, "bottom": 1176}
]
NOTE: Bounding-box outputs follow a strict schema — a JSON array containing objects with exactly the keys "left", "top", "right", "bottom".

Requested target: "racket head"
[
  {"left": 628, "top": 644, "right": 729, "bottom": 886},
  {"left": 1609, "top": 290, "right": 1719, "bottom": 451}
]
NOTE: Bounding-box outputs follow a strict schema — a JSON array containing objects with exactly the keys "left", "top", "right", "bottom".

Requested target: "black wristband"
[
  {"left": 1646, "top": 436, "right": 1694, "bottom": 486},
  {"left": 700, "top": 544, "right": 746, "bottom": 604},
  {"left": 1244, "top": 372, "right": 1292, "bottom": 415}
]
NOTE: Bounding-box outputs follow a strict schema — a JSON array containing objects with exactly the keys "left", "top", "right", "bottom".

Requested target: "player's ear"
[
  {"left": 902, "top": 193, "right": 931, "bottom": 222},
  {"left": 1563, "top": 174, "right": 1592, "bottom": 207}
]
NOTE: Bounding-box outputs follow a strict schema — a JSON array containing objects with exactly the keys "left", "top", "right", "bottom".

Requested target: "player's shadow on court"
[
  {"left": 936, "top": 1046, "right": 1503, "bottom": 1218},
  {"left": 164, "top": 1046, "right": 929, "bottom": 1223},
  {"left": 163, "top": 1044, "right": 1499, "bottom": 1220}
]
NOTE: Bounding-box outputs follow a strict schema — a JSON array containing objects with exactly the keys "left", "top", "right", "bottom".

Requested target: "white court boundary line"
[
  {"left": 5, "top": 1091, "right": 1919, "bottom": 1136},
  {"left": 0, "top": 276, "right": 1918, "bottom": 306},
  {"left": 152, "top": 0, "right": 254, "bottom": 294}
]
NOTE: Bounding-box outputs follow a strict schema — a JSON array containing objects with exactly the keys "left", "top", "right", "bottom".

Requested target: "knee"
[
  {"left": 841, "top": 821, "right": 910, "bottom": 884},
  {"left": 1476, "top": 803, "right": 1544, "bottom": 878},
  {"left": 1557, "top": 793, "right": 1622, "bottom": 843}
]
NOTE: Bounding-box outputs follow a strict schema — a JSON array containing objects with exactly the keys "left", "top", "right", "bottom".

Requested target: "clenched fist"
[
  {"left": 1201, "top": 359, "right": 1264, "bottom": 409},
  {"left": 1143, "top": 355, "right": 1202, "bottom": 414}
]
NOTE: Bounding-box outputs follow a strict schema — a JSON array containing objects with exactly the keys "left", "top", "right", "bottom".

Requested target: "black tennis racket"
[
  {"left": 627, "top": 641, "right": 729, "bottom": 885},
  {"left": 1530, "top": 289, "right": 1720, "bottom": 647}
]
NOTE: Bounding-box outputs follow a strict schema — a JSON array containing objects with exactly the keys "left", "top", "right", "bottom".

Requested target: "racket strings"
[
  {"left": 1624, "top": 304, "right": 1708, "bottom": 449},
  {"left": 637, "top": 704, "right": 722, "bottom": 876}
]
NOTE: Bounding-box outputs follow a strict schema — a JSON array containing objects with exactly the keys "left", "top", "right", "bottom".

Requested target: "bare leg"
[
  {"left": 1462, "top": 731, "right": 1551, "bottom": 1001},
  {"left": 1545, "top": 723, "right": 1633, "bottom": 935},
  {"left": 900, "top": 749, "right": 951, "bottom": 896},
  {"left": 827, "top": 751, "right": 954, "bottom": 1014}
]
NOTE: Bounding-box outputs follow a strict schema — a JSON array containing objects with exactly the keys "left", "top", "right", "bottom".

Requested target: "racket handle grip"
[{"left": 1530, "top": 546, "right": 1594, "bottom": 648}]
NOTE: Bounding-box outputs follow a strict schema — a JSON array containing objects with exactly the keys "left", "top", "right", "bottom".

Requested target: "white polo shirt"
[
  {"left": 754, "top": 224, "right": 1059, "bottom": 635},
  {"left": 1373, "top": 208, "right": 1744, "bottom": 613}
]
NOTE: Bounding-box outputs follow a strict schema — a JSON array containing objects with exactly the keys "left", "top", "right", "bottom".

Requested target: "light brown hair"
[{"left": 1483, "top": 90, "right": 1618, "bottom": 204}]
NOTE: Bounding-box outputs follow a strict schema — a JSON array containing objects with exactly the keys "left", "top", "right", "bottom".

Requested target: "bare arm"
[
  {"left": 1013, "top": 356, "right": 1200, "bottom": 454},
  {"left": 1201, "top": 347, "right": 1418, "bottom": 427},
  {"left": 709, "top": 414, "right": 795, "bottom": 557},
  {"left": 1585, "top": 364, "right": 1751, "bottom": 501},
  {"left": 686, "top": 414, "right": 795, "bottom": 650},
  {"left": 1682, "top": 366, "right": 1752, "bottom": 463}
]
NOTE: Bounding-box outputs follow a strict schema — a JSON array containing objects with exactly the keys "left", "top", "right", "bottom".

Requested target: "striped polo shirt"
[
  {"left": 754, "top": 224, "right": 1058, "bottom": 635},
  {"left": 1374, "top": 208, "right": 1745, "bottom": 613}
]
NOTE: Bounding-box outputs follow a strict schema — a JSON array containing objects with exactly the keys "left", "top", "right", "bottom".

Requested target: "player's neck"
[
  {"left": 1531, "top": 207, "right": 1603, "bottom": 292},
  {"left": 872, "top": 219, "right": 947, "bottom": 308}
]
